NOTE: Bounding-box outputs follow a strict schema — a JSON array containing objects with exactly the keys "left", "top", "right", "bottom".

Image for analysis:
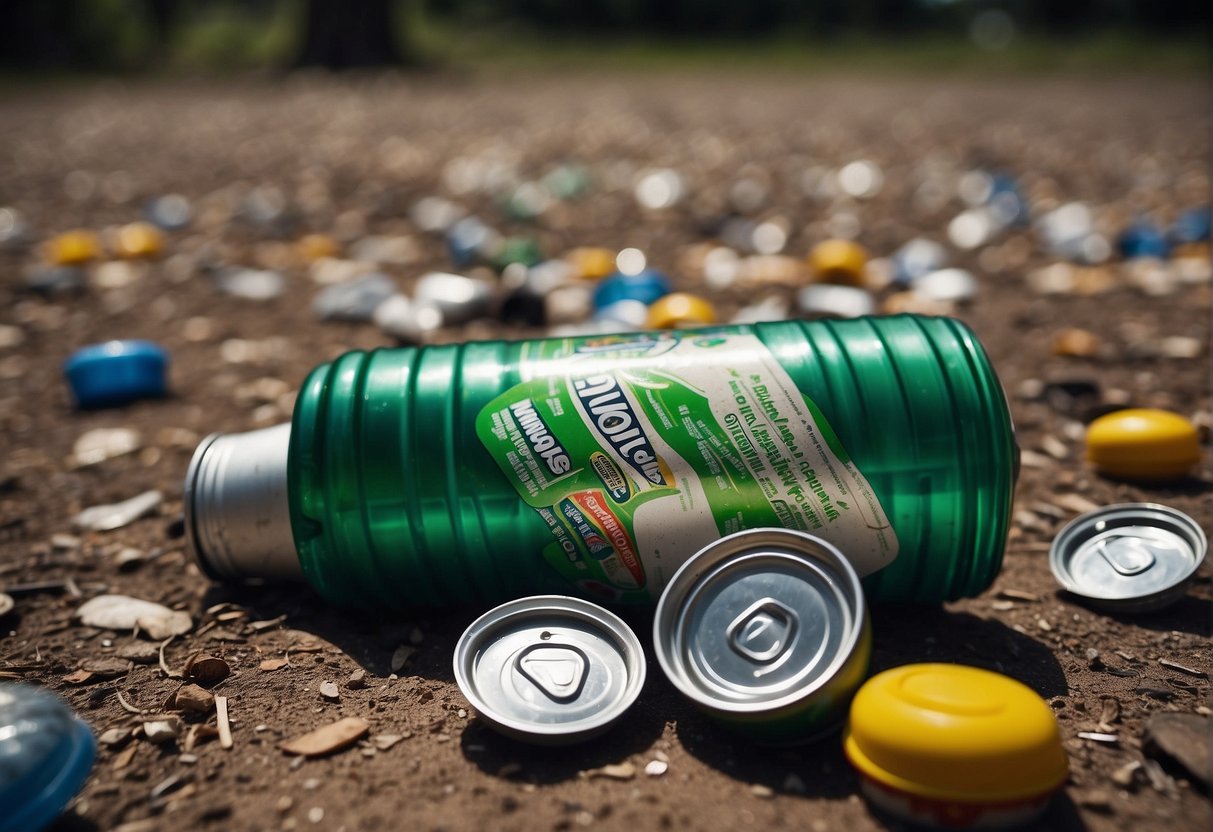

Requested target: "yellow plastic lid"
[
  {"left": 843, "top": 664, "right": 1068, "bottom": 803},
  {"left": 646, "top": 292, "right": 718, "bottom": 329},
  {"left": 1085, "top": 408, "right": 1200, "bottom": 481}
]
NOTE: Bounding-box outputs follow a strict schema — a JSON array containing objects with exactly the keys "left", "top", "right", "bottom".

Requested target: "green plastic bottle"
[{"left": 186, "top": 315, "right": 1017, "bottom": 609}]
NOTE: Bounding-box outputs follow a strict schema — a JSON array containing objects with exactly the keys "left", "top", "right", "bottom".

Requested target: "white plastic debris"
[
  {"left": 77, "top": 594, "right": 193, "bottom": 639},
  {"left": 71, "top": 489, "right": 162, "bottom": 532}
]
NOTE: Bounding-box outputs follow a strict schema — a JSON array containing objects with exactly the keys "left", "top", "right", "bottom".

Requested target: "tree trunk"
[{"left": 294, "top": 0, "right": 408, "bottom": 69}]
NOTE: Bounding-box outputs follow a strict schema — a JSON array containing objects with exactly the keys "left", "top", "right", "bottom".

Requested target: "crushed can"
[{"left": 186, "top": 314, "right": 1018, "bottom": 609}]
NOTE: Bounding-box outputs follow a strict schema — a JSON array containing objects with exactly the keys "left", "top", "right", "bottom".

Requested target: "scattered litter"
[
  {"left": 213, "top": 267, "right": 285, "bottom": 301},
  {"left": 215, "top": 695, "right": 234, "bottom": 750},
  {"left": 167, "top": 683, "right": 214, "bottom": 714},
  {"left": 1110, "top": 760, "right": 1142, "bottom": 788},
  {"left": 184, "top": 653, "right": 231, "bottom": 686},
  {"left": 71, "top": 427, "right": 142, "bottom": 467},
  {"left": 587, "top": 762, "right": 636, "bottom": 781},
  {"left": 98, "top": 727, "right": 131, "bottom": 747},
  {"left": 1159, "top": 658, "right": 1207, "bottom": 679},
  {"left": 77, "top": 594, "right": 192, "bottom": 639},
  {"left": 997, "top": 589, "right": 1038, "bottom": 602},
  {"left": 750, "top": 784, "right": 774, "bottom": 799},
  {"left": 71, "top": 490, "right": 163, "bottom": 532},
  {"left": 279, "top": 717, "right": 370, "bottom": 757},
  {"left": 261, "top": 658, "right": 289, "bottom": 672},
  {"left": 319, "top": 681, "right": 340, "bottom": 701},
  {"left": 1077, "top": 731, "right": 1119, "bottom": 744},
  {"left": 346, "top": 669, "right": 367, "bottom": 689}
]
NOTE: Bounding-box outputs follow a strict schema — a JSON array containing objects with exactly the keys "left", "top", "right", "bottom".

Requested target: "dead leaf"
[
  {"left": 77, "top": 595, "right": 192, "bottom": 640},
  {"left": 63, "top": 669, "right": 95, "bottom": 684},
  {"left": 260, "top": 658, "right": 289, "bottom": 672},
  {"left": 279, "top": 717, "right": 370, "bottom": 758}
]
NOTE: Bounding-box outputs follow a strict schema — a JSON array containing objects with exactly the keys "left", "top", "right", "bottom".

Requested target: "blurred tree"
[{"left": 294, "top": 0, "right": 411, "bottom": 68}]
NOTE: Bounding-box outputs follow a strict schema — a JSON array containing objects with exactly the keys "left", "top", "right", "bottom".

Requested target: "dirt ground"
[{"left": 0, "top": 72, "right": 1209, "bottom": 832}]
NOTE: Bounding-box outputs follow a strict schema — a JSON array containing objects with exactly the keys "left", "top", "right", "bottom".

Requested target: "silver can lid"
[
  {"left": 1050, "top": 503, "right": 1207, "bottom": 613},
  {"left": 653, "top": 528, "right": 866, "bottom": 715},
  {"left": 453, "top": 595, "right": 646, "bottom": 745}
]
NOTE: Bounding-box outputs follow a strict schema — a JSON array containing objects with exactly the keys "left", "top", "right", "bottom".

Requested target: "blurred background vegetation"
[{"left": 0, "top": 0, "right": 1207, "bottom": 75}]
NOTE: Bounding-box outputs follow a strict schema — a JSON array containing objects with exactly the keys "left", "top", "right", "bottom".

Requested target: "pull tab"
[
  {"left": 1097, "top": 536, "right": 1157, "bottom": 577},
  {"left": 726, "top": 599, "right": 798, "bottom": 667},
  {"left": 516, "top": 643, "right": 589, "bottom": 702}
]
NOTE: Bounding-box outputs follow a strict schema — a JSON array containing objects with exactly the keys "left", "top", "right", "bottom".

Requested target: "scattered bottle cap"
[
  {"left": 913, "top": 268, "right": 978, "bottom": 303},
  {"left": 143, "top": 193, "right": 193, "bottom": 231},
  {"left": 592, "top": 299, "right": 650, "bottom": 330},
  {"left": 646, "top": 292, "right": 717, "bottom": 329},
  {"left": 593, "top": 269, "right": 671, "bottom": 309},
  {"left": 296, "top": 233, "right": 341, "bottom": 264},
  {"left": 0, "top": 207, "right": 30, "bottom": 251},
  {"left": 112, "top": 221, "right": 165, "bottom": 260},
  {"left": 807, "top": 239, "right": 868, "bottom": 286},
  {"left": 565, "top": 247, "right": 617, "bottom": 281},
  {"left": 24, "top": 265, "right": 87, "bottom": 297},
  {"left": 1170, "top": 207, "right": 1211, "bottom": 245},
  {"left": 798, "top": 284, "right": 876, "bottom": 318},
  {"left": 414, "top": 272, "right": 495, "bottom": 324},
  {"left": 1117, "top": 221, "right": 1170, "bottom": 260},
  {"left": 653, "top": 528, "right": 871, "bottom": 745},
  {"left": 43, "top": 230, "right": 102, "bottom": 266},
  {"left": 453, "top": 595, "right": 646, "bottom": 745},
  {"left": 844, "top": 664, "right": 1068, "bottom": 829},
  {"left": 1049, "top": 502, "right": 1206, "bottom": 613},
  {"left": 447, "top": 217, "right": 499, "bottom": 269},
  {"left": 1085, "top": 407, "right": 1200, "bottom": 481},
  {"left": 892, "top": 238, "right": 948, "bottom": 285},
  {"left": 492, "top": 236, "right": 544, "bottom": 271},
  {"left": 212, "top": 267, "right": 286, "bottom": 301},
  {"left": 0, "top": 685, "right": 96, "bottom": 832},
  {"left": 312, "top": 273, "right": 397, "bottom": 323},
  {"left": 373, "top": 295, "right": 444, "bottom": 343},
  {"left": 64, "top": 340, "right": 169, "bottom": 409}
]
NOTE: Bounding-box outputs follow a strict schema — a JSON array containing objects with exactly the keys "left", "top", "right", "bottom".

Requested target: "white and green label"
[{"left": 476, "top": 331, "right": 897, "bottom": 602}]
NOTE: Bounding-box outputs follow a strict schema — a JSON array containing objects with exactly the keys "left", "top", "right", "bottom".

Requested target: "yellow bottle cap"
[
  {"left": 1085, "top": 408, "right": 1201, "bottom": 481},
  {"left": 646, "top": 293, "right": 717, "bottom": 329},
  {"left": 566, "top": 247, "right": 616, "bottom": 281},
  {"left": 807, "top": 239, "right": 868, "bottom": 286},
  {"left": 297, "top": 233, "right": 341, "bottom": 264},
  {"left": 45, "top": 230, "right": 102, "bottom": 266},
  {"left": 114, "top": 222, "right": 165, "bottom": 260},
  {"left": 844, "top": 664, "right": 1068, "bottom": 803}
]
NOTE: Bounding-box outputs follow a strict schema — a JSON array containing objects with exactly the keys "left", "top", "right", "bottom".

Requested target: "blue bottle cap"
[
  {"left": 592, "top": 269, "right": 671, "bottom": 310},
  {"left": 1117, "top": 222, "right": 1170, "bottom": 260},
  {"left": 1170, "top": 207, "right": 1211, "bottom": 245},
  {"left": 63, "top": 340, "right": 169, "bottom": 409},
  {"left": 0, "top": 684, "right": 96, "bottom": 832}
]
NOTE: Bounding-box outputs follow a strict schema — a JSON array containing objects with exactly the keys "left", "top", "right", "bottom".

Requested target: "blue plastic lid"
[
  {"left": 0, "top": 685, "right": 96, "bottom": 832},
  {"left": 63, "top": 340, "right": 169, "bottom": 409},
  {"left": 592, "top": 269, "right": 671, "bottom": 310}
]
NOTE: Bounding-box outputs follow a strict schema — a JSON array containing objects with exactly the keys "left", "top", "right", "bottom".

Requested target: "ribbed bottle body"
[{"left": 287, "top": 315, "right": 1016, "bottom": 608}]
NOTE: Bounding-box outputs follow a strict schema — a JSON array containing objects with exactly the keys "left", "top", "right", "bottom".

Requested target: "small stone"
[
  {"left": 276, "top": 796, "right": 293, "bottom": 814},
  {"left": 143, "top": 717, "right": 182, "bottom": 744},
  {"left": 307, "top": 807, "right": 324, "bottom": 824},
  {"left": 71, "top": 490, "right": 163, "bottom": 532},
  {"left": 115, "top": 548, "right": 146, "bottom": 571},
  {"left": 99, "top": 727, "right": 132, "bottom": 747},
  {"left": 371, "top": 734, "right": 405, "bottom": 751},
  {"left": 390, "top": 645, "right": 416, "bottom": 674},
  {"left": 346, "top": 669, "right": 367, "bottom": 689},
  {"left": 1052, "top": 328, "right": 1102, "bottom": 358},
  {"left": 51, "top": 533, "right": 81, "bottom": 550},
  {"left": 261, "top": 658, "right": 289, "bottom": 672},
  {"left": 644, "top": 760, "right": 668, "bottom": 777},
  {"left": 1077, "top": 789, "right": 1113, "bottom": 813},
  {"left": 1144, "top": 713, "right": 1210, "bottom": 786},
  {"left": 1086, "top": 648, "right": 1104, "bottom": 670},
  {"left": 319, "top": 681, "right": 340, "bottom": 702},
  {"left": 116, "top": 641, "right": 160, "bottom": 664},
  {"left": 749, "top": 784, "right": 774, "bottom": 799},
  {"left": 168, "top": 683, "right": 214, "bottom": 714},
  {"left": 1111, "top": 760, "right": 1142, "bottom": 788}
]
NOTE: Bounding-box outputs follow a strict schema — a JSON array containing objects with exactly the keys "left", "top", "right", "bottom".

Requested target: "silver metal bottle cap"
[
  {"left": 453, "top": 595, "right": 646, "bottom": 745},
  {"left": 184, "top": 423, "right": 302, "bottom": 582},
  {"left": 654, "top": 528, "right": 867, "bottom": 719},
  {"left": 1050, "top": 502, "right": 1207, "bottom": 613}
]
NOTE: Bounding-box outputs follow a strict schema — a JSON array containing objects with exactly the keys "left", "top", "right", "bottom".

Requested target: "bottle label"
[{"left": 476, "top": 331, "right": 897, "bottom": 602}]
